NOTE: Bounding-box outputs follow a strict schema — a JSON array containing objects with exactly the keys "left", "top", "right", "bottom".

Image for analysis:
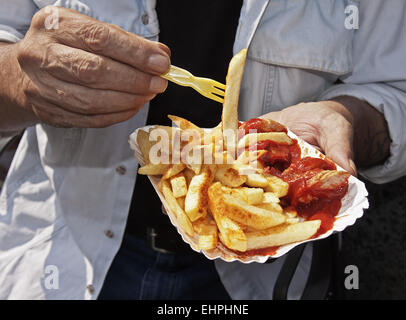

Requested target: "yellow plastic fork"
[{"left": 161, "top": 65, "right": 226, "bottom": 103}]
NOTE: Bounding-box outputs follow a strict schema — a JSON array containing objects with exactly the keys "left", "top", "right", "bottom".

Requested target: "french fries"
[
  {"left": 193, "top": 217, "right": 218, "bottom": 250},
  {"left": 222, "top": 48, "right": 247, "bottom": 153},
  {"left": 163, "top": 163, "right": 186, "bottom": 180},
  {"left": 160, "top": 180, "right": 194, "bottom": 237},
  {"left": 170, "top": 174, "right": 188, "bottom": 198},
  {"left": 138, "top": 163, "right": 169, "bottom": 175},
  {"left": 237, "top": 132, "right": 293, "bottom": 148},
  {"left": 208, "top": 182, "right": 247, "bottom": 252},
  {"left": 132, "top": 48, "right": 346, "bottom": 258},
  {"left": 184, "top": 165, "right": 216, "bottom": 222},
  {"left": 246, "top": 220, "right": 321, "bottom": 250},
  {"left": 168, "top": 114, "right": 204, "bottom": 134},
  {"left": 221, "top": 193, "right": 285, "bottom": 230},
  {"left": 265, "top": 175, "right": 289, "bottom": 198},
  {"left": 214, "top": 165, "right": 247, "bottom": 187}
]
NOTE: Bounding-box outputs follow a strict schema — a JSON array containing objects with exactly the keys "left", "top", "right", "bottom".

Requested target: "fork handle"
[{"left": 161, "top": 65, "right": 193, "bottom": 87}]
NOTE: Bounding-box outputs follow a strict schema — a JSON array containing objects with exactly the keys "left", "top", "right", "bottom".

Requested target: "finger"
[
  {"left": 260, "top": 111, "right": 282, "bottom": 123},
  {"left": 36, "top": 7, "right": 171, "bottom": 75},
  {"left": 42, "top": 43, "right": 168, "bottom": 95},
  {"left": 28, "top": 71, "right": 154, "bottom": 115},
  {"left": 319, "top": 118, "right": 357, "bottom": 176},
  {"left": 30, "top": 99, "right": 140, "bottom": 128},
  {"left": 261, "top": 111, "right": 321, "bottom": 147}
]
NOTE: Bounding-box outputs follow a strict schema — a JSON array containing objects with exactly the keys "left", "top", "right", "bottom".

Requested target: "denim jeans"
[{"left": 98, "top": 233, "right": 231, "bottom": 300}]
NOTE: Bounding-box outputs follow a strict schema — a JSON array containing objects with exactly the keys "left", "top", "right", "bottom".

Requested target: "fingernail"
[
  {"left": 150, "top": 76, "right": 168, "bottom": 93},
  {"left": 349, "top": 159, "right": 357, "bottom": 176},
  {"left": 148, "top": 54, "right": 170, "bottom": 74}
]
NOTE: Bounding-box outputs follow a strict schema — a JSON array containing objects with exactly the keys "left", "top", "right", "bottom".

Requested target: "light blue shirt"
[{"left": 1, "top": 0, "right": 405, "bottom": 299}]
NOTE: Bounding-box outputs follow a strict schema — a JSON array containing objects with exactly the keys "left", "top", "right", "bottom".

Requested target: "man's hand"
[
  {"left": 2, "top": 6, "right": 170, "bottom": 129},
  {"left": 261, "top": 97, "right": 391, "bottom": 176}
]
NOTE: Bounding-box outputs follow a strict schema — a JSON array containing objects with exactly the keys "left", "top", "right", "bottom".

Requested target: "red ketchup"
[{"left": 238, "top": 118, "right": 350, "bottom": 256}]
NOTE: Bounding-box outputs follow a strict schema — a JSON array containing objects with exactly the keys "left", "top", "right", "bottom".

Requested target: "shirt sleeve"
[
  {"left": 317, "top": 0, "right": 406, "bottom": 184},
  {"left": 0, "top": 0, "right": 38, "bottom": 43}
]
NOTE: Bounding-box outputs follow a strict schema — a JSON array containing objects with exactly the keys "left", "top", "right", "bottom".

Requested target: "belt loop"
[{"left": 147, "top": 227, "right": 172, "bottom": 254}]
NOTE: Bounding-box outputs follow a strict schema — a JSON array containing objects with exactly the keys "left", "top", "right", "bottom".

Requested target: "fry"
[
  {"left": 246, "top": 173, "right": 269, "bottom": 188},
  {"left": 162, "top": 163, "right": 186, "bottom": 180},
  {"left": 185, "top": 165, "right": 216, "bottom": 222},
  {"left": 160, "top": 180, "right": 194, "bottom": 237},
  {"left": 193, "top": 217, "right": 218, "bottom": 235},
  {"left": 186, "top": 163, "right": 202, "bottom": 175},
  {"left": 183, "top": 167, "right": 196, "bottom": 186},
  {"left": 222, "top": 193, "right": 286, "bottom": 230},
  {"left": 138, "top": 163, "right": 169, "bottom": 175},
  {"left": 203, "top": 122, "right": 223, "bottom": 145},
  {"left": 263, "top": 192, "right": 280, "bottom": 203},
  {"left": 265, "top": 175, "right": 289, "bottom": 198},
  {"left": 256, "top": 201, "right": 283, "bottom": 214},
  {"left": 170, "top": 174, "right": 188, "bottom": 198},
  {"left": 221, "top": 185, "right": 264, "bottom": 205},
  {"left": 246, "top": 220, "right": 321, "bottom": 250},
  {"left": 136, "top": 129, "right": 154, "bottom": 164},
  {"left": 222, "top": 49, "right": 247, "bottom": 152},
  {"left": 214, "top": 165, "right": 247, "bottom": 187},
  {"left": 176, "top": 196, "right": 186, "bottom": 210},
  {"left": 235, "top": 150, "right": 267, "bottom": 167},
  {"left": 208, "top": 182, "right": 247, "bottom": 252},
  {"left": 168, "top": 115, "right": 204, "bottom": 134},
  {"left": 198, "top": 234, "right": 218, "bottom": 251},
  {"left": 237, "top": 132, "right": 292, "bottom": 148},
  {"left": 193, "top": 217, "right": 218, "bottom": 250}
]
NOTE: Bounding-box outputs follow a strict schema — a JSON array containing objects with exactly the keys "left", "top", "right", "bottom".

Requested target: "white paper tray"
[{"left": 129, "top": 126, "right": 369, "bottom": 263}]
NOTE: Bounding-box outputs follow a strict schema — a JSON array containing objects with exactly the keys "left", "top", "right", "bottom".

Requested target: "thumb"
[{"left": 320, "top": 127, "right": 357, "bottom": 177}]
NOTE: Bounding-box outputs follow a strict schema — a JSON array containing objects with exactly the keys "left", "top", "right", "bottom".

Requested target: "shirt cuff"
[
  {"left": 318, "top": 83, "right": 406, "bottom": 184},
  {"left": 0, "top": 24, "right": 24, "bottom": 43}
]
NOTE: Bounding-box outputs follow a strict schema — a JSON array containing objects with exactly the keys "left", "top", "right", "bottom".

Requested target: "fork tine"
[
  {"left": 210, "top": 87, "right": 225, "bottom": 97},
  {"left": 211, "top": 81, "right": 226, "bottom": 90},
  {"left": 205, "top": 93, "right": 224, "bottom": 104},
  {"left": 197, "top": 87, "right": 224, "bottom": 103}
]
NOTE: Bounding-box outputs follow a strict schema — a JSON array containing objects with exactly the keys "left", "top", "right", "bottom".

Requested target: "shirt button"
[
  {"left": 141, "top": 13, "right": 149, "bottom": 25},
  {"left": 105, "top": 229, "right": 114, "bottom": 238},
  {"left": 115, "top": 165, "right": 126, "bottom": 175},
  {"left": 87, "top": 284, "right": 95, "bottom": 294}
]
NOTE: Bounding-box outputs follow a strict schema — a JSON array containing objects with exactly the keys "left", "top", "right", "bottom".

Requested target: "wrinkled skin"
[{"left": 0, "top": 6, "right": 171, "bottom": 129}]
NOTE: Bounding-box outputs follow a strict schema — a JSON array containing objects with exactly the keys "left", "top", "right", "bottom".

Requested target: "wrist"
[{"left": 0, "top": 42, "right": 39, "bottom": 131}]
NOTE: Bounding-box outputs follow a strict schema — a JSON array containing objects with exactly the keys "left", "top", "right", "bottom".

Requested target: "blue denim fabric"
[{"left": 98, "top": 233, "right": 231, "bottom": 300}]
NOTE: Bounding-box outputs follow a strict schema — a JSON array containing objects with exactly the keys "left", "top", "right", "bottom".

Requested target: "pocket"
[
  {"left": 248, "top": 0, "right": 357, "bottom": 75},
  {"left": 33, "top": 0, "right": 159, "bottom": 38},
  {"left": 33, "top": 0, "right": 92, "bottom": 16}
]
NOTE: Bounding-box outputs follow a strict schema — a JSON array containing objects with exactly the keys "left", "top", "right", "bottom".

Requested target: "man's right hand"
[{"left": 6, "top": 6, "right": 171, "bottom": 128}]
